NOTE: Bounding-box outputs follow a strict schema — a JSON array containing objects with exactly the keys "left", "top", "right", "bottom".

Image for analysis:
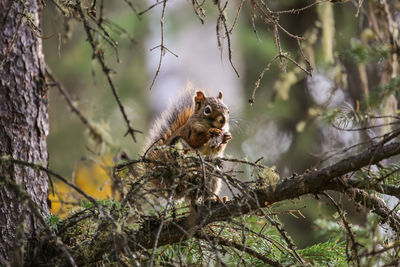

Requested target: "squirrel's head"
[{"left": 194, "top": 90, "right": 229, "bottom": 131}]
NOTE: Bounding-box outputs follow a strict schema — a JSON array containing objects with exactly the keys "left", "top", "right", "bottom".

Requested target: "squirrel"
[{"left": 142, "top": 88, "right": 231, "bottom": 201}]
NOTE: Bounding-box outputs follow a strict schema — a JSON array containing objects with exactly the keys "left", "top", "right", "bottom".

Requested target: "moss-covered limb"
[
  {"left": 272, "top": 141, "right": 400, "bottom": 202},
  {"left": 349, "top": 188, "right": 400, "bottom": 233},
  {"left": 69, "top": 222, "right": 115, "bottom": 265},
  {"left": 338, "top": 178, "right": 400, "bottom": 198},
  {"left": 329, "top": 186, "right": 400, "bottom": 234},
  {"left": 4, "top": 138, "right": 400, "bottom": 265},
  {"left": 138, "top": 139, "right": 400, "bottom": 242},
  {"left": 62, "top": 141, "right": 400, "bottom": 265}
]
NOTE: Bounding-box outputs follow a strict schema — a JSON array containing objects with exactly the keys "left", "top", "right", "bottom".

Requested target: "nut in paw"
[
  {"left": 208, "top": 127, "right": 222, "bottom": 138},
  {"left": 222, "top": 132, "right": 232, "bottom": 144}
]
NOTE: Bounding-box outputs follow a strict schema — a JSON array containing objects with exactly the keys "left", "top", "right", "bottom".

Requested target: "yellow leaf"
[
  {"left": 49, "top": 181, "right": 74, "bottom": 218},
  {"left": 75, "top": 156, "right": 114, "bottom": 199}
]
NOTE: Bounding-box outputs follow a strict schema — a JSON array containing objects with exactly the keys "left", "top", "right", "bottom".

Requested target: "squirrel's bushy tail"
[{"left": 143, "top": 87, "right": 196, "bottom": 154}]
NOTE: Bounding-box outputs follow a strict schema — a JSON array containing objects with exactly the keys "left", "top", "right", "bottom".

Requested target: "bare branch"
[
  {"left": 45, "top": 66, "right": 111, "bottom": 146},
  {"left": 75, "top": 0, "right": 142, "bottom": 142},
  {"left": 148, "top": 0, "right": 169, "bottom": 91},
  {"left": 322, "top": 193, "right": 360, "bottom": 266}
]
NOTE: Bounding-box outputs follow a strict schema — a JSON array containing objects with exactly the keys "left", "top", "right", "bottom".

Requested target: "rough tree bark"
[{"left": 0, "top": 0, "right": 49, "bottom": 264}]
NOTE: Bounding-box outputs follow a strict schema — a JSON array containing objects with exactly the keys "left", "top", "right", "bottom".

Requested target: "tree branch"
[
  {"left": 70, "top": 140, "right": 400, "bottom": 265},
  {"left": 75, "top": 0, "right": 142, "bottom": 142},
  {"left": 3, "top": 138, "right": 400, "bottom": 265}
]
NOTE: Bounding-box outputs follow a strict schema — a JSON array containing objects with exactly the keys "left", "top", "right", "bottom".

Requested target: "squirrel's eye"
[{"left": 204, "top": 105, "right": 212, "bottom": 115}]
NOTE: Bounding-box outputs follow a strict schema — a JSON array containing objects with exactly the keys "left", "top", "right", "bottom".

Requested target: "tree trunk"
[{"left": 0, "top": 0, "right": 49, "bottom": 264}]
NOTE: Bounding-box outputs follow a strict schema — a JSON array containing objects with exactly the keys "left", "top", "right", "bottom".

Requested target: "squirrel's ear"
[
  {"left": 218, "top": 91, "right": 223, "bottom": 99},
  {"left": 195, "top": 91, "right": 206, "bottom": 102}
]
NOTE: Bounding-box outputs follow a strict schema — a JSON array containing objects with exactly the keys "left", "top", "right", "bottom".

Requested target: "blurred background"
[{"left": 41, "top": 0, "right": 389, "bottom": 247}]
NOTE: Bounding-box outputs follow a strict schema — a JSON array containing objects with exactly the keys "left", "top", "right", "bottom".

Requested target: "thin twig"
[
  {"left": 45, "top": 66, "right": 110, "bottom": 145},
  {"left": 272, "top": 0, "right": 330, "bottom": 15},
  {"left": 138, "top": 1, "right": 165, "bottom": 16},
  {"left": 76, "top": 0, "right": 142, "bottom": 142},
  {"left": 148, "top": 0, "right": 168, "bottom": 91},
  {"left": 196, "top": 234, "right": 283, "bottom": 267},
  {"left": 0, "top": 156, "right": 115, "bottom": 223},
  {"left": 322, "top": 192, "right": 360, "bottom": 267},
  {"left": 228, "top": 0, "right": 245, "bottom": 34},
  {"left": 217, "top": 1, "right": 240, "bottom": 77},
  {"left": 249, "top": 55, "right": 279, "bottom": 104}
]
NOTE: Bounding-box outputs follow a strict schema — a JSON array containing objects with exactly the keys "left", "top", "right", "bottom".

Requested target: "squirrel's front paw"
[
  {"left": 207, "top": 128, "right": 222, "bottom": 138},
  {"left": 208, "top": 128, "right": 223, "bottom": 148},
  {"left": 222, "top": 132, "right": 232, "bottom": 144}
]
